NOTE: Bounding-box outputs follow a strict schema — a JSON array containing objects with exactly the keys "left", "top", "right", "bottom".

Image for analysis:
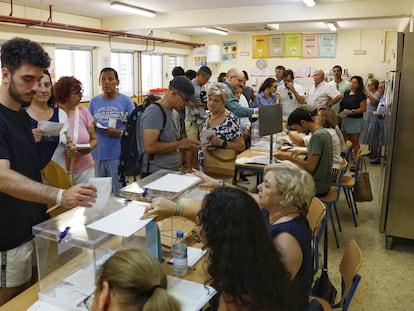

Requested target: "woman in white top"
[{"left": 314, "top": 108, "right": 342, "bottom": 182}]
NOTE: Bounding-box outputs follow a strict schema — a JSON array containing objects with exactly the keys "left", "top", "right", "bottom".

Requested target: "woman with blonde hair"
[
  {"left": 314, "top": 108, "right": 343, "bottom": 181},
  {"left": 87, "top": 249, "right": 180, "bottom": 311}
]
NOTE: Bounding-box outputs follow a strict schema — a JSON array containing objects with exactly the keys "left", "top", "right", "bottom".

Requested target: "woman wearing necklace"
[
  {"left": 26, "top": 70, "right": 72, "bottom": 204},
  {"left": 198, "top": 83, "right": 245, "bottom": 177},
  {"left": 258, "top": 161, "right": 314, "bottom": 311}
]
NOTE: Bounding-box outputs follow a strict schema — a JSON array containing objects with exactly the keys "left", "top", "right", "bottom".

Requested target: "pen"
[
  {"left": 141, "top": 187, "right": 149, "bottom": 199},
  {"left": 58, "top": 226, "right": 71, "bottom": 244}
]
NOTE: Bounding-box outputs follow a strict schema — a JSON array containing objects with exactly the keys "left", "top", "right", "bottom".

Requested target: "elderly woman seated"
[{"left": 143, "top": 161, "right": 315, "bottom": 310}]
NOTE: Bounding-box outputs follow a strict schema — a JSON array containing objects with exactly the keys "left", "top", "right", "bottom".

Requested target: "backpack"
[{"left": 118, "top": 100, "right": 166, "bottom": 184}]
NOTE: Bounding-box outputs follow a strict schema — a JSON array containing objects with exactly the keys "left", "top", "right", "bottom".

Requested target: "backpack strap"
[{"left": 145, "top": 102, "right": 167, "bottom": 174}]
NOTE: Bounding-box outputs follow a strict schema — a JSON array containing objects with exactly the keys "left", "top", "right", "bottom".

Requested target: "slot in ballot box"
[{"left": 32, "top": 197, "right": 161, "bottom": 310}]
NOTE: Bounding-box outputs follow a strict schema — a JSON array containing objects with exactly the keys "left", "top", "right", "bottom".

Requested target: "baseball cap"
[{"left": 169, "top": 76, "right": 197, "bottom": 103}]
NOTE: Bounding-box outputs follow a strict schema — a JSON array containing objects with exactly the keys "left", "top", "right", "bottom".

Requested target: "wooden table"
[
  {"left": 235, "top": 149, "right": 270, "bottom": 186},
  {"left": 0, "top": 219, "right": 208, "bottom": 310}
]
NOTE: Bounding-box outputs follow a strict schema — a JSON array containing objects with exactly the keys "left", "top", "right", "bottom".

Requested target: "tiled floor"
[
  {"left": 316, "top": 152, "right": 414, "bottom": 310},
  {"left": 237, "top": 148, "right": 414, "bottom": 310}
]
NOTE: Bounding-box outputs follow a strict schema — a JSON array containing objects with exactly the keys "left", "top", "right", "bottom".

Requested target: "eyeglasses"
[
  {"left": 79, "top": 292, "right": 94, "bottom": 310},
  {"left": 288, "top": 91, "right": 293, "bottom": 100}
]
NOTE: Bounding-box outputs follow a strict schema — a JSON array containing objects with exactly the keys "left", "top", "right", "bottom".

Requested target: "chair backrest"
[
  {"left": 307, "top": 197, "right": 326, "bottom": 239},
  {"left": 307, "top": 197, "right": 327, "bottom": 274},
  {"left": 336, "top": 158, "right": 348, "bottom": 184},
  {"left": 339, "top": 239, "right": 363, "bottom": 310}
]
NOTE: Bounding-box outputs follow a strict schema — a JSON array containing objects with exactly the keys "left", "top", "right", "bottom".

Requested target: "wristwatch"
[{"left": 222, "top": 141, "right": 228, "bottom": 148}]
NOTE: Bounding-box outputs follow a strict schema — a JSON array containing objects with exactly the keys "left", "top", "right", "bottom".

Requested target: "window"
[
  {"left": 141, "top": 54, "right": 162, "bottom": 94},
  {"left": 168, "top": 56, "right": 185, "bottom": 80},
  {"left": 111, "top": 51, "right": 134, "bottom": 96},
  {"left": 54, "top": 48, "right": 93, "bottom": 101}
]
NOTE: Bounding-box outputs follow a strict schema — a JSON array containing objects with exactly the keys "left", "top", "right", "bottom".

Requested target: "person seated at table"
[
  {"left": 87, "top": 248, "right": 180, "bottom": 311},
  {"left": 143, "top": 162, "right": 315, "bottom": 310},
  {"left": 253, "top": 77, "right": 278, "bottom": 107},
  {"left": 313, "top": 108, "right": 343, "bottom": 181},
  {"left": 199, "top": 83, "right": 245, "bottom": 178},
  {"left": 198, "top": 187, "right": 295, "bottom": 310}
]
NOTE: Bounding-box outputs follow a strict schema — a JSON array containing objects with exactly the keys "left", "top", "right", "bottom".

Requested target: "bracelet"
[
  {"left": 175, "top": 201, "right": 181, "bottom": 216},
  {"left": 56, "top": 189, "right": 65, "bottom": 206}
]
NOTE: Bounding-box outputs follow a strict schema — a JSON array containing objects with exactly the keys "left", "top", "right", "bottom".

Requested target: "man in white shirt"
[
  {"left": 278, "top": 69, "right": 305, "bottom": 120},
  {"left": 329, "top": 65, "right": 350, "bottom": 114},
  {"left": 306, "top": 70, "right": 342, "bottom": 111}
]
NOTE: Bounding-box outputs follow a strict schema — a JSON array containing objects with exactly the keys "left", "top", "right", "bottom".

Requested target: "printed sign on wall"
[
  {"left": 302, "top": 34, "right": 319, "bottom": 58},
  {"left": 222, "top": 41, "right": 238, "bottom": 64},
  {"left": 253, "top": 35, "right": 269, "bottom": 58},
  {"left": 285, "top": 33, "right": 302, "bottom": 57},
  {"left": 319, "top": 33, "right": 337, "bottom": 58},
  {"left": 269, "top": 34, "right": 284, "bottom": 57}
]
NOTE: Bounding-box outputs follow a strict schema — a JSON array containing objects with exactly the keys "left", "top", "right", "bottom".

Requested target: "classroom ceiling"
[{"left": 1, "top": 0, "right": 412, "bottom": 36}]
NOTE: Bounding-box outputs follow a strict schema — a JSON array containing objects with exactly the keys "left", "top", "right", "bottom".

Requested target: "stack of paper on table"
[
  {"left": 167, "top": 276, "right": 216, "bottom": 311},
  {"left": 145, "top": 173, "right": 201, "bottom": 193},
  {"left": 236, "top": 155, "right": 270, "bottom": 165}
]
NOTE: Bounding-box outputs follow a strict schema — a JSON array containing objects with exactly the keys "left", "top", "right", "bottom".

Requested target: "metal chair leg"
[{"left": 326, "top": 202, "right": 340, "bottom": 248}]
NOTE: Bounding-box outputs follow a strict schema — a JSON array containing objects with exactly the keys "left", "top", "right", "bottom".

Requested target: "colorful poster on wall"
[
  {"left": 302, "top": 34, "right": 318, "bottom": 58},
  {"left": 268, "top": 34, "right": 284, "bottom": 57},
  {"left": 193, "top": 46, "right": 207, "bottom": 67},
  {"left": 222, "top": 41, "right": 238, "bottom": 64},
  {"left": 319, "top": 33, "right": 337, "bottom": 58},
  {"left": 252, "top": 35, "right": 269, "bottom": 58},
  {"left": 284, "top": 33, "right": 302, "bottom": 57}
]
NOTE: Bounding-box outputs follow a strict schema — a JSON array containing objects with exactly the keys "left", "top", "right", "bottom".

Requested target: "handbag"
[
  {"left": 311, "top": 222, "right": 337, "bottom": 304},
  {"left": 354, "top": 158, "right": 373, "bottom": 202},
  {"left": 203, "top": 147, "right": 237, "bottom": 177}
]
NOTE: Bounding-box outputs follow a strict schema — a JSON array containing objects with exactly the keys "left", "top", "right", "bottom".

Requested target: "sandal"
[{"left": 350, "top": 166, "right": 356, "bottom": 172}]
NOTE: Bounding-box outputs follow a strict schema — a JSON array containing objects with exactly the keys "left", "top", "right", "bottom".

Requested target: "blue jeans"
[{"left": 94, "top": 159, "right": 121, "bottom": 197}]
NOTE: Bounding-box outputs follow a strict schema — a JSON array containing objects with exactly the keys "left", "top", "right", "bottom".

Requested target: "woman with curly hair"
[{"left": 199, "top": 187, "right": 296, "bottom": 311}]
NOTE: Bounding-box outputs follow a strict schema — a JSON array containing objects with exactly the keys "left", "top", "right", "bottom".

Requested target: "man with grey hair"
[
  {"left": 224, "top": 68, "right": 258, "bottom": 118},
  {"left": 306, "top": 69, "right": 342, "bottom": 112}
]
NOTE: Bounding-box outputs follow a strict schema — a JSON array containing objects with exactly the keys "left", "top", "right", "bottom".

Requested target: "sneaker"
[{"left": 370, "top": 159, "right": 381, "bottom": 165}]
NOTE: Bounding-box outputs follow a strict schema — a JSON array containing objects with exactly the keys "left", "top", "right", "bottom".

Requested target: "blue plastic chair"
[
  {"left": 332, "top": 239, "right": 363, "bottom": 311},
  {"left": 319, "top": 159, "right": 348, "bottom": 248}
]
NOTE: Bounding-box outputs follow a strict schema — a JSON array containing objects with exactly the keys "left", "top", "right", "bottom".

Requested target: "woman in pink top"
[{"left": 54, "top": 76, "right": 98, "bottom": 184}]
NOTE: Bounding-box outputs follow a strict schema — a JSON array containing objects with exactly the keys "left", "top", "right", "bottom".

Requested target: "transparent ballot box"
[{"left": 32, "top": 199, "right": 161, "bottom": 310}]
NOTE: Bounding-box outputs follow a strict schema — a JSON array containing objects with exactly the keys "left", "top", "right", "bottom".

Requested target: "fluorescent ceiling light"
[
  {"left": 110, "top": 2, "right": 156, "bottom": 17},
  {"left": 302, "top": 0, "right": 315, "bottom": 7},
  {"left": 205, "top": 27, "right": 228, "bottom": 36},
  {"left": 267, "top": 24, "right": 280, "bottom": 30},
  {"left": 326, "top": 22, "right": 337, "bottom": 32}
]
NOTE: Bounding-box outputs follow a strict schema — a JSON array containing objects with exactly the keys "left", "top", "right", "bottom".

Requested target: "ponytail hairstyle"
[{"left": 95, "top": 249, "right": 180, "bottom": 311}]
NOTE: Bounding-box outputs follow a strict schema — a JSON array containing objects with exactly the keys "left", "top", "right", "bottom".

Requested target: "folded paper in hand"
[{"left": 39, "top": 121, "right": 64, "bottom": 136}]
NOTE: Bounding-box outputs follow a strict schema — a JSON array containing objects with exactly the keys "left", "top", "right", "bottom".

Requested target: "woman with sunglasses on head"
[
  {"left": 26, "top": 71, "right": 72, "bottom": 209},
  {"left": 86, "top": 249, "right": 180, "bottom": 311},
  {"left": 253, "top": 77, "right": 278, "bottom": 107}
]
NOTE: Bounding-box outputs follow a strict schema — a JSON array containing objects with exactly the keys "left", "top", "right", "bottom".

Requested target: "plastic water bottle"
[
  {"left": 251, "top": 120, "right": 260, "bottom": 148},
  {"left": 171, "top": 230, "right": 188, "bottom": 276}
]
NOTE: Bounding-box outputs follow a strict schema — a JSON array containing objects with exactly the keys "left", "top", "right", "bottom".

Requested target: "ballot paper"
[
  {"left": 145, "top": 173, "right": 201, "bottom": 193},
  {"left": 86, "top": 201, "right": 152, "bottom": 237},
  {"left": 39, "top": 121, "right": 64, "bottom": 136},
  {"left": 236, "top": 155, "right": 270, "bottom": 165},
  {"left": 168, "top": 247, "right": 207, "bottom": 267},
  {"left": 83, "top": 177, "right": 112, "bottom": 216}
]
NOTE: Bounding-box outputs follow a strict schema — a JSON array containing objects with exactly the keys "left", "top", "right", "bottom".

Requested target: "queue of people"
[{"left": 1, "top": 35, "right": 380, "bottom": 310}]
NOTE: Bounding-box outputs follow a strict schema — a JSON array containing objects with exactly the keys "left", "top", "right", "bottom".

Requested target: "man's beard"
[{"left": 8, "top": 78, "right": 34, "bottom": 107}]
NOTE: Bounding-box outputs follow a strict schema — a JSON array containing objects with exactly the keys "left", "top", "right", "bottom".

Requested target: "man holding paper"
[
  {"left": 89, "top": 68, "right": 135, "bottom": 196},
  {"left": 0, "top": 37, "right": 97, "bottom": 306}
]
